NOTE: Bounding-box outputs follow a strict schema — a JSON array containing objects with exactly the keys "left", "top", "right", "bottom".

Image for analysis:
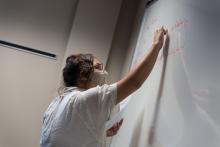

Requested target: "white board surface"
[{"left": 111, "top": 0, "right": 220, "bottom": 147}]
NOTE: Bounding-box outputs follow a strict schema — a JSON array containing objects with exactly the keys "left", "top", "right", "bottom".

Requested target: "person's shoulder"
[
  {"left": 99, "top": 83, "right": 117, "bottom": 92},
  {"left": 95, "top": 83, "right": 117, "bottom": 90},
  {"left": 58, "top": 88, "right": 82, "bottom": 103},
  {"left": 89, "top": 83, "right": 117, "bottom": 96},
  {"left": 74, "top": 83, "right": 117, "bottom": 100}
]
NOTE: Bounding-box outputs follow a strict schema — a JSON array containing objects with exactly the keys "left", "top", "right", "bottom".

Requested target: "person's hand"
[
  {"left": 153, "top": 26, "right": 168, "bottom": 50},
  {"left": 106, "top": 119, "right": 123, "bottom": 137}
]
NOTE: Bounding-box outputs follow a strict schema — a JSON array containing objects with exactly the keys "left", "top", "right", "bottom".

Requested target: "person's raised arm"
[{"left": 116, "top": 27, "right": 167, "bottom": 104}]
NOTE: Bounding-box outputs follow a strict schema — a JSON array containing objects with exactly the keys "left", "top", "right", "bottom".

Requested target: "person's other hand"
[
  {"left": 153, "top": 26, "right": 168, "bottom": 50},
  {"left": 106, "top": 119, "right": 123, "bottom": 137}
]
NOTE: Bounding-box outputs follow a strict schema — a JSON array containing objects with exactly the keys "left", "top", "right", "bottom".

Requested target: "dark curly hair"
[{"left": 62, "top": 53, "right": 94, "bottom": 87}]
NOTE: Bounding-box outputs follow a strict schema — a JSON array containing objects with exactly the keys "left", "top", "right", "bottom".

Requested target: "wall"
[
  {"left": 120, "top": 0, "right": 147, "bottom": 77},
  {"left": 0, "top": 0, "right": 78, "bottom": 146},
  {"left": 63, "top": 0, "right": 123, "bottom": 67},
  {"left": 105, "top": 0, "right": 140, "bottom": 83}
]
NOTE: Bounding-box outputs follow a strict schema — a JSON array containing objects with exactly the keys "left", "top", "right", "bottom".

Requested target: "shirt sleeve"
[
  {"left": 97, "top": 83, "right": 117, "bottom": 115},
  {"left": 75, "top": 83, "right": 117, "bottom": 127}
]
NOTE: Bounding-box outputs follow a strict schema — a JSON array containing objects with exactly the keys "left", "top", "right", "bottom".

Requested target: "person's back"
[{"left": 40, "top": 84, "right": 117, "bottom": 147}]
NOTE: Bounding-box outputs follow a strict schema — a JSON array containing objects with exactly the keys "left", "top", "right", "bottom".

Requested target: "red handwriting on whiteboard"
[{"left": 170, "top": 18, "right": 189, "bottom": 32}]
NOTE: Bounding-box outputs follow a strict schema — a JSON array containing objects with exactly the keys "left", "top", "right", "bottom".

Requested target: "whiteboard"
[{"left": 111, "top": 0, "right": 220, "bottom": 147}]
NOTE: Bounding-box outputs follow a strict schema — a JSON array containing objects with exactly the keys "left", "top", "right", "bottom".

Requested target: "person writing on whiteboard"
[{"left": 40, "top": 27, "right": 167, "bottom": 147}]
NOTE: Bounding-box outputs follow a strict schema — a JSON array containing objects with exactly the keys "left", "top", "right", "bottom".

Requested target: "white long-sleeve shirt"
[{"left": 40, "top": 83, "right": 117, "bottom": 147}]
